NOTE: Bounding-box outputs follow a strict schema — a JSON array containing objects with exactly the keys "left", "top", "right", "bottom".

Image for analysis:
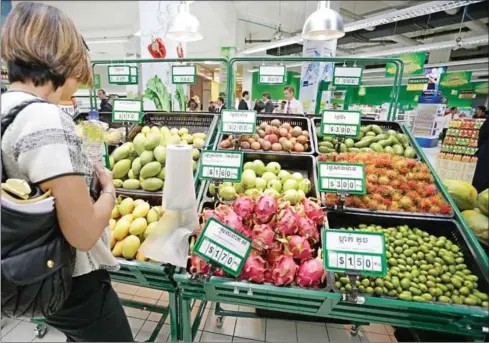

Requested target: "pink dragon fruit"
[
  {"left": 266, "top": 240, "right": 285, "bottom": 265},
  {"left": 251, "top": 224, "right": 275, "bottom": 252},
  {"left": 275, "top": 204, "right": 298, "bottom": 236},
  {"left": 189, "top": 255, "right": 210, "bottom": 275},
  {"left": 271, "top": 255, "right": 298, "bottom": 286},
  {"left": 215, "top": 204, "right": 244, "bottom": 233},
  {"left": 232, "top": 195, "right": 255, "bottom": 220},
  {"left": 213, "top": 269, "right": 226, "bottom": 277},
  {"left": 240, "top": 225, "right": 253, "bottom": 238},
  {"left": 264, "top": 263, "right": 274, "bottom": 284},
  {"left": 240, "top": 253, "right": 266, "bottom": 283},
  {"left": 296, "top": 257, "right": 325, "bottom": 288},
  {"left": 297, "top": 216, "right": 320, "bottom": 243},
  {"left": 202, "top": 209, "right": 223, "bottom": 223},
  {"left": 254, "top": 195, "right": 277, "bottom": 224},
  {"left": 300, "top": 198, "right": 325, "bottom": 225},
  {"left": 287, "top": 235, "right": 313, "bottom": 263}
]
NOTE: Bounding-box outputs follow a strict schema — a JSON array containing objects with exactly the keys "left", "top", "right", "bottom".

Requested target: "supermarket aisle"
[{"left": 1, "top": 283, "right": 397, "bottom": 342}]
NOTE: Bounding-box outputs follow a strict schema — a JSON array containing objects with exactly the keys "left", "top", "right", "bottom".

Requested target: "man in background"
[
  {"left": 473, "top": 105, "right": 488, "bottom": 119},
  {"left": 208, "top": 101, "right": 216, "bottom": 113},
  {"left": 274, "top": 100, "right": 286, "bottom": 113},
  {"left": 97, "top": 89, "right": 112, "bottom": 112},
  {"left": 238, "top": 90, "right": 250, "bottom": 110},
  {"left": 262, "top": 92, "right": 274, "bottom": 113},
  {"left": 440, "top": 107, "right": 459, "bottom": 141},
  {"left": 283, "top": 86, "right": 304, "bottom": 114},
  {"left": 215, "top": 97, "right": 226, "bottom": 113}
]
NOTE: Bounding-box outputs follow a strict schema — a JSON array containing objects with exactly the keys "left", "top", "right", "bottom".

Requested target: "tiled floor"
[{"left": 1, "top": 283, "right": 397, "bottom": 342}]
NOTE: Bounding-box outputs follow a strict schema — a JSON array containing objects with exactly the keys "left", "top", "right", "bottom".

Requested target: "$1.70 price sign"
[
  {"left": 220, "top": 110, "right": 257, "bottom": 135},
  {"left": 112, "top": 99, "right": 143, "bottom": 123},
  {"left": 318, "top": 162, "right": 366, "bottom": 195},
  {"left": 320, "top": 110, "right": 361, "bottom": 138},
  {"left": 198, "top": 150, "right": 244, "bottom": 183},
  {"left": 322, "top": 230, "right": 387, "bottom": 277},
  {"left": 193, "top": 217, "right": 252, "bottom": 277}
]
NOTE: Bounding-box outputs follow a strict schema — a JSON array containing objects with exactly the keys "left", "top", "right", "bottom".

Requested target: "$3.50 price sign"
[
  {"left": 192, "top": 217, "right": 252, "bottom": 277},
  {"left": 220, "top": 110, "right": 257, "bottom": 135},
  {"left": 318, "top": 162, "right": 366, "bottom": 195},
  {"left": 322, "top": 230, "right": 387, "bottom": 277},
  {"left": 112, "top": 99, "right": 143, "bottom": 123},
  {"left": 198, "top": 150, "right": 244, "bottom": 183},
  {"left": 320, "top": 110, "right": 361, "bottom": 139}
]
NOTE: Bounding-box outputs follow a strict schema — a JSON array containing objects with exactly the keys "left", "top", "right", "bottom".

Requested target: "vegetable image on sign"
[
  {"left": 112, "top": 99, "right": 143, "bottom": 123},
  {"left": 198, "top": 150, "right": 244, "bottom": 183},
  {"left": 318, "top": 162, "right": 366, "bottom": 195},
  {"left": 220, "top": 110, "right": 257, "bottom": 135},
  {"left": 192, "top": 217, "right": 252, "bottom": 277},
  {"left": 320, "top": 110, "right": 361, "bottom": 138},
  {"left": 333, "top": 66, "right": 363, "bottom": 87}
]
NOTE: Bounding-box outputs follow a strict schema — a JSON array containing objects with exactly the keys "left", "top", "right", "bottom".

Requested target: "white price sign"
[
  {"left": 172, "top": 65, "right": 196, "bottom": 84},
  {"left": 198, "top": 150, "right": 244, "bottom": 182},
  {"left": 258, "top": 65, "right": 286, "bottom": 85},
  {"left": 320, "top": 110, "right": 362, "bottom": 138},
  {"left": 108, "top": 65, "right": 131, "bottom": 84},
  {"left": 112, "top": 99, "right": 143, "bottom": 123},
  {"left": 318, "top": 162, "right": 366, "bottom": 195},
  {"left": 220, "top": 110, "right": 257, "bottom": 135},
  {"left": 333, "top": 66, "right": 363, "bottom": 87}
]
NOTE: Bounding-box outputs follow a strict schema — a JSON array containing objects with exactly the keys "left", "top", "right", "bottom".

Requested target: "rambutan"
[
  {"left": 407, "top": 180, "right": 417, "bottom": 189},
  {"left": 419, "top": 199, "right": 432, "bottom": 209},
  {"left": 377, "top": 204, "right": 388, "bottom": 211},
  {"left": 372, "top": 194, "right": 384, "bottom": 203},
  {"left": 386, "top": 170, "right": 398, "bottom": 179},
  {"left": 406, "top": 191, "right": 419, "bottom": 201},
  {"left": 428, "top": 205, "right": 440, "bottom": 214},
  {"left": 378, "top": 176, "right": 390, "bottom": 185},
  {"left": 425, "top": 184, "right": 437, "bottom": 196},
  {"left": 392, "top": 192, "right": 402, "bottom": 201},
  {"left": 367, "top": 200, "right": 380, "bottom": 211},
  {"left": 389, "top": 180, "right": 401, "bottom": 188},
  {"left": 439, "top": 203, "right": 452, "bottom": 214},
  {"left": 399, "top": 184, "right": 410, "bottom": 191},
  {"left": 367, "top": 174, "right": 379, "bottom": 183},
  {"left": 399, "top": 196, "right": 413, "bottom": 208},
  {"left": 407, "top": 159, "right": 417, "bottom": 168}
]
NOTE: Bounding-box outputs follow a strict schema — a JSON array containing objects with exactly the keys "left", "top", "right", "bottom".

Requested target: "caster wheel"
[
  {"left": 34, "top": 325, "right": 47, "bottom": 338},
  {"left": 350, "top": 326, "right": 358, "bottom": 337},
  {"left": 216, "top": 316, "right": 224, "bottom": 329}
]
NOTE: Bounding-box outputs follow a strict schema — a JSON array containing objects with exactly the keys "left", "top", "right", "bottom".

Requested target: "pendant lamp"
[
  {"left": 301, "top": 1, "right": 345, "bottom": 41},
  {"left": 166, "top": 1, "right": 203, "bottom": 42}
]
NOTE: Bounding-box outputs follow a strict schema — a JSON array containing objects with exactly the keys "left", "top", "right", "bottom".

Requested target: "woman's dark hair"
[
  {"left": 217, "top": 97, "right": 225, "bottom": 103},
  {"left": 477, "top": 105, "right": 487, "bottom": 112},
  {"left": 242, "top": 90, "right": 249, "bottom": 97}
]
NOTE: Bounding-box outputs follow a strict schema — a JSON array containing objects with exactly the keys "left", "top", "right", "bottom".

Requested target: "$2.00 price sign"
[
  {"left": 320, "top": 110, "right": 361, "bottom": 138},
  {"left": 192, "top": 217, "right": 252, "bottom": 277},
  {"left": 198, "top": 150, "right": 244, "bottom": 183},
  {"left": 318, "top": 162, "right": 366, "bottom": 195},
  {"left": 112, "top": 99, "right": 143, "bottom": 123},
  {"left": 220, "top": 110, "right": 257, "bottom": 135},
  {"left": 322, "top": 230, "right": 387, "bottom": 277}
]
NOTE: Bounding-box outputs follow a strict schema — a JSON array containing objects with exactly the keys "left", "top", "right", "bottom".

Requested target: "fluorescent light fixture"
[
  {"left": 302, "top": 1, "right": 345, "bottom": 41},
  {"left": 166, "top": 2, "right": 203, "bottom": 42},
  {"left": 86, "top": 39, "right": 130, "bottom": 44}
]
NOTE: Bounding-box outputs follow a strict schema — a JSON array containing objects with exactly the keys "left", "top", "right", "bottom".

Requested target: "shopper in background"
[
  {"left": 208, "top": 100, "right": 216, "bottom": 113},
  {"left": 215, "top": 96, "right": 226, "bottom": 113},
  {"left": 238, "top": 90, "right": 250, "bottom": 110},
  {"left": 472, "top": 118, "right": 489, "bottom": 192},
  {"left": 261, "top": 92, "right": 274, "bottom": 113},
  {"left": 97, "top": 88, "right": 112, "bottom": 112},
  {"left": 440, "top": 106, "right": 459, "bottom": 141},
  {"left": 274, "top": 100, "right": 286, "bottom": 114},
  {"left": 108, "top": 94, "right": 119, "bottom": 106},
  {"left": 473, "top": 105, "right": 488, "bottom": 119},
  {"left": 1, "top": 3, "right": 132, "bottom": 341},
  {"left": 188, "top": 99, "right": 199, "bottom": 112},
  {"left": 283, "top": 86, "right": 304, "bottom": 114},
  {"left": 253, "top": 99, "right": 265, "bottom": 113}
]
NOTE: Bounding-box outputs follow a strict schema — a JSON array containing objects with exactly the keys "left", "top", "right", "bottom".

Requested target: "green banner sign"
[
  {"left": 318, "top": 162, "right": 366, "bottom": 195},
  {"left": 474, "top": 81, "right": 488, "bottom": 95},
  {"left": 192, "top": 217, "right": 252, "bottom": 277},
  {"left": 112, "top": 99, "right": 143, "bottom": 123},
  {"left": 386, "top": 52, "right": 426, "bottom": 77},
  {"left": 406, "top": 78, "right": 429, "bottom": 92},
  {"left": 459, "top": 89, "right": 476, "bottom": 99},
  {"left": 172, "top": 65, "right": 196, "bottom": 84},
  {"left": 220, "top": 110, "right": 257, "bottom": 135},
  {"left": 440, "top": 71, "right": 472, "bottom": 89},
  {"left": 322, "top": 230, "right": 387, "bottom": 277},
  {"left": 333, "top": 66, "right": 363, "bottom": 87},
  {"left": 320, "top": 110, "right": 361, "bottom": 138},
  {"left": 198, "top": 150, "right": 244, "bottom": 183}
]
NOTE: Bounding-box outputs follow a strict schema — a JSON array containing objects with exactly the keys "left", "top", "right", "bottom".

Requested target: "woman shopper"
[{"left": 1, "top": 3, "right": 133, "bottom": 341}]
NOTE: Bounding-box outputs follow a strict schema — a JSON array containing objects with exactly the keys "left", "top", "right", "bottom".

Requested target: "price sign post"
[
  {"left": 192, "top": 218, "right": 252, "bottom": 278},
  {"left": 332, "top": 66, "right": 363, "bottom": 87},
  {"left": 112, "top": 99, "right": 143, "bottom": 124},
  {"left": 320, "top": 110, "right": 361, "bottom": 153}
]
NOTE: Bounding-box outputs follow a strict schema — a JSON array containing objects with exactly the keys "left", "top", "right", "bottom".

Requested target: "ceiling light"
[
  {"left": 86, "top": 39, "right": 130, "bottom": 44},
  {"left": 301, "top": 1, "right": 345, "bottom": 40},
  {"left": 166, "top": 2, "right": 203, "bottom": 42}
]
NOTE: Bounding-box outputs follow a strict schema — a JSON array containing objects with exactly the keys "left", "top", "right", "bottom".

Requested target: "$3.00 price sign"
[
  {"left": 318, "top": 162, "right": 366, "bottom": 195},
  {"left": 112, "top": 99, "right": 143, "bottom": 123},
  {"left": 220, "top": 110, "right": 257, "bottom": 135},
  {"left": 192, "top": 218, "right": 252, "bottom": 277},
  {"left": 198, "top": 150, "right": 244, "bottom": 183},
  {"left": 322, "top": 230, "right": 387, "bottom": 277},
  {"left": 320, "top": 110, "right": 361, "bottom": 139}
]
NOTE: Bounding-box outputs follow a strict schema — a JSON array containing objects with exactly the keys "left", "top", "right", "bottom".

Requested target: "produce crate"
[
  {"left": 324, "top": 211, "right": 488, "bottom": 340},
  {"left": 198, "top": 152, "right": 320, "bottom": 208},
  {"left": 216, "top": 114, "right": 315, "bottom": 155}
]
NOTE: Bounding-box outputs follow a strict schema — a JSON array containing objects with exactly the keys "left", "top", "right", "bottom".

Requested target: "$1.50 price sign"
[
  {"left": 318, "top": 162, "right": 366, "bottom": 195},
  {"left": 172, "top": 65, "right": 196, "bottom": 84},
  {"left": 198, "top": 150, "right": 244, "bottom": 183},
  {"left": 332, "top": 66, "right": 363, "bottom": 87},
  {"left": 220, "top": 110, "right": 256, "bottom": 135},
  {"left": 320, "top": 110, "right": 361, "bottom": 138},
  {"left": 193, "top": 217, "right": 252, "bottom": 277},
  {"left": 112, "top": 99, "right": 143, "bottom": 123},
  {"left": 322, "top": 230, "right": 387, "bottom": 277}
]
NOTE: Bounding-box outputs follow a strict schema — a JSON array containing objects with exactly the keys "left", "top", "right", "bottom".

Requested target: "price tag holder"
[
  {"left": 108, "top": 65, "right": 131, "bottom": 85},
  {"left": 318, "top": 162, "right": 366, "bottom": 195},
  {"left": 320, "top": 110, "right": 361, "bottom": 139},
  {"left": 198, "top": 150, "right": 244, "bottom": 183},
  {"left": 332, "top": 66, "right": 363, "bottom": 87},
  {"left": 220, "top": 110, "right": 257, "bottom": 135},
  {"left": 258, "top": 65, "right": 286, "bottom": 85},
  {"left": 322, "top": 230, "right": 387, "bottom": 277},
  {"left": 192, "top": 217, "right": 252, "bottom": 277},
  {"left": 112, "top": 99, "right": 143, "bottom": 123},
  {"left": 172, "top": 65, "right": 196, "bottom": 84}
]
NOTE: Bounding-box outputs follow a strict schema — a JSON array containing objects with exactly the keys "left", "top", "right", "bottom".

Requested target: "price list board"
[
  {"left": 198, "top": 150, "right": 244, "bottom": 183},
  {"left": 112, "top": 99, "right": 143, "bottom": 123},
  {"left": 322, "top": 230, "right": 387, "bottom": 277},
  {"left": 332, "top": 66, "right": 363, "bottom": 87},
  {"left": 318, "top": 162, "right": 366, "bottom": 195},
  {"left": 193, "top": 218, "right": 252, "bottom": 277},
  {"left": 320, "top": 110, "right": 361, "bottom": 138},
  {"left": 220, "top": 110, "right": 257, "bottom": 135}
]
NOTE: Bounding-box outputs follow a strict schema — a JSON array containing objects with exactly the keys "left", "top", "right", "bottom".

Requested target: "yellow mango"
[
  {"left": 134, "top": 199, "right": 146, "bottom": 207},
  {"left": 119, "top": 198, "right": 135, "bottom": 216},
  {"left": 135, "top": 251, "right": 147, "bottom": 261},
  {"left": 122, "top": 235, "right": 140, "bottom": 260},
  {"left": 111, "top": 206, "right": 120, "bottom": 219},
  {"left": 147, "top": 208, "right": 160, "bottom": 224},
  {"left": 112, "top": 241, "right": 123, "bottom": 257},
  {"left": 133, "top": 202, "right": 150, "bottom": 218},
  {"left": 110, "top": 234, "right": 116, "bottom": 249},
  {"left": 113, "top": 214, "right": 133, "bottom": 241},
  {"left": 129, "top": 217, "right": 148, "bottom": 235},
  {"left": 144, "top": 222, "right": 159, "bottom": 239},
  {"left": 109, "top": 218, "right": 116, "bottom": 230}
]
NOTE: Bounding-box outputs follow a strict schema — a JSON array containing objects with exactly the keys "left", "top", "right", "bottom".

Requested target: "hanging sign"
[
  {"left": 407, "top": 78, "right": 429, "bottom": 92},
  {"left": 318, "top": 162, "right": 366, "bottom": 195},
  {"left": 322, "top": 230, "right": 387, "bottom": 277},
  {"left": 108, "top": 65, "right": 131, "bottom": 84},
  {"left": 320, "top": 110, "right": 361, "bottom": 138},
  {"left": 198, "top": 151, "right": 244, "bottom": 183},
  {"left": 112, "top": 99, "right": 143, "bottom": 123},
  {"left": 172, "top": 65, "right": 196, "bottom": 84},
  {"left": 192, "top": 217, "right": 252, "bottom": 277},
  {"left": 130, "top": 66, "right": 139, "bottom": 85},
  {"left": 439, "top": 71, "right": 472, "bottom": 90},
  {"left": 386, "top": 52, "right": 426, "bottom": 77},
  {"left": 258, "top": 65, "right": 286, "bottom": 85},
  {"left": 220, "top": 110, "right": 257, "bottom": 135},
  {"left": 473, "top": 82, "right": 488, "bottom": 95},
  {"left": 458, "top": 90, "right": 476, "bottom": 99},
  {"left": 333, "top": 66, "right": 363, "bottom": 87}
]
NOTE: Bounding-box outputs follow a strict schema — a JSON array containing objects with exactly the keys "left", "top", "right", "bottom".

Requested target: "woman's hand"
[{"left": 94, "top": 163, "right": 114, "bottom": 192}]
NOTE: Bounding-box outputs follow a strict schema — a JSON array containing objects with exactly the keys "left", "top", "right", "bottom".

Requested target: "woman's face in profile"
[{"left": 60, "top": 78, "right": 79, "bottom": 102}]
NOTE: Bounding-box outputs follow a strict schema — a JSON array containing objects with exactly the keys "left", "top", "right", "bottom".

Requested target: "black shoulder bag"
[{"left": 1, "top": 99, "right": 76, "bottom": 318}]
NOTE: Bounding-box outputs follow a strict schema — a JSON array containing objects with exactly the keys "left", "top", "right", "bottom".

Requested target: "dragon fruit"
[
  {"left": 271, "top": 255, "right": 298, "bottom": 286},
  {"left": 300, "top": 198, "right": 325, "bottom": 225},
  {"left": 240, "top": 253, "right": 266, "bottom": 283},
  {"left": 275, "top": 204, "right": 298, "bottom": 236},
  {"left": 215, "top": 204, "right": 244, "bottom": 233},
  {"left": 202, "top": 209, "right": 223, "bottom": 223},
  {"left": 251, "top": 224, "right": 276, "bottom": 252},
  {"left": 240, "top": 225, "right": 253, "bottom": 238},
  {"left": 264, "top": 265, "right": 274, "bottom": 284},
  {"left": 266, "top": 240, "right": 285, "bottom": 265},
  {"left": 297, "top": 216, "right": 319, "bottom": 243},
  {"left": 232, "top": 195, "right": 255, "bottom": 220},
  {"left": 213, "top": 269, "right": 226, "bottom": 277},
  {"left": 287, "top": 235, "right": 313, "bottom": 262},
  {"left": 189, "top": 255, "right": 210, "bottom": 275},
  {"left": 254, "top": 195, "right": 277, "bottom": 224},
  {"left": 296, "top": 256, "right": 325, "bottom": 288}
]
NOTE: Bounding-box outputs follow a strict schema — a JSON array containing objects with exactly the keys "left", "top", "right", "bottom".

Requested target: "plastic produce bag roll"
[{"left": 139, "top": 144, "right": 199, "bottom": 267}]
